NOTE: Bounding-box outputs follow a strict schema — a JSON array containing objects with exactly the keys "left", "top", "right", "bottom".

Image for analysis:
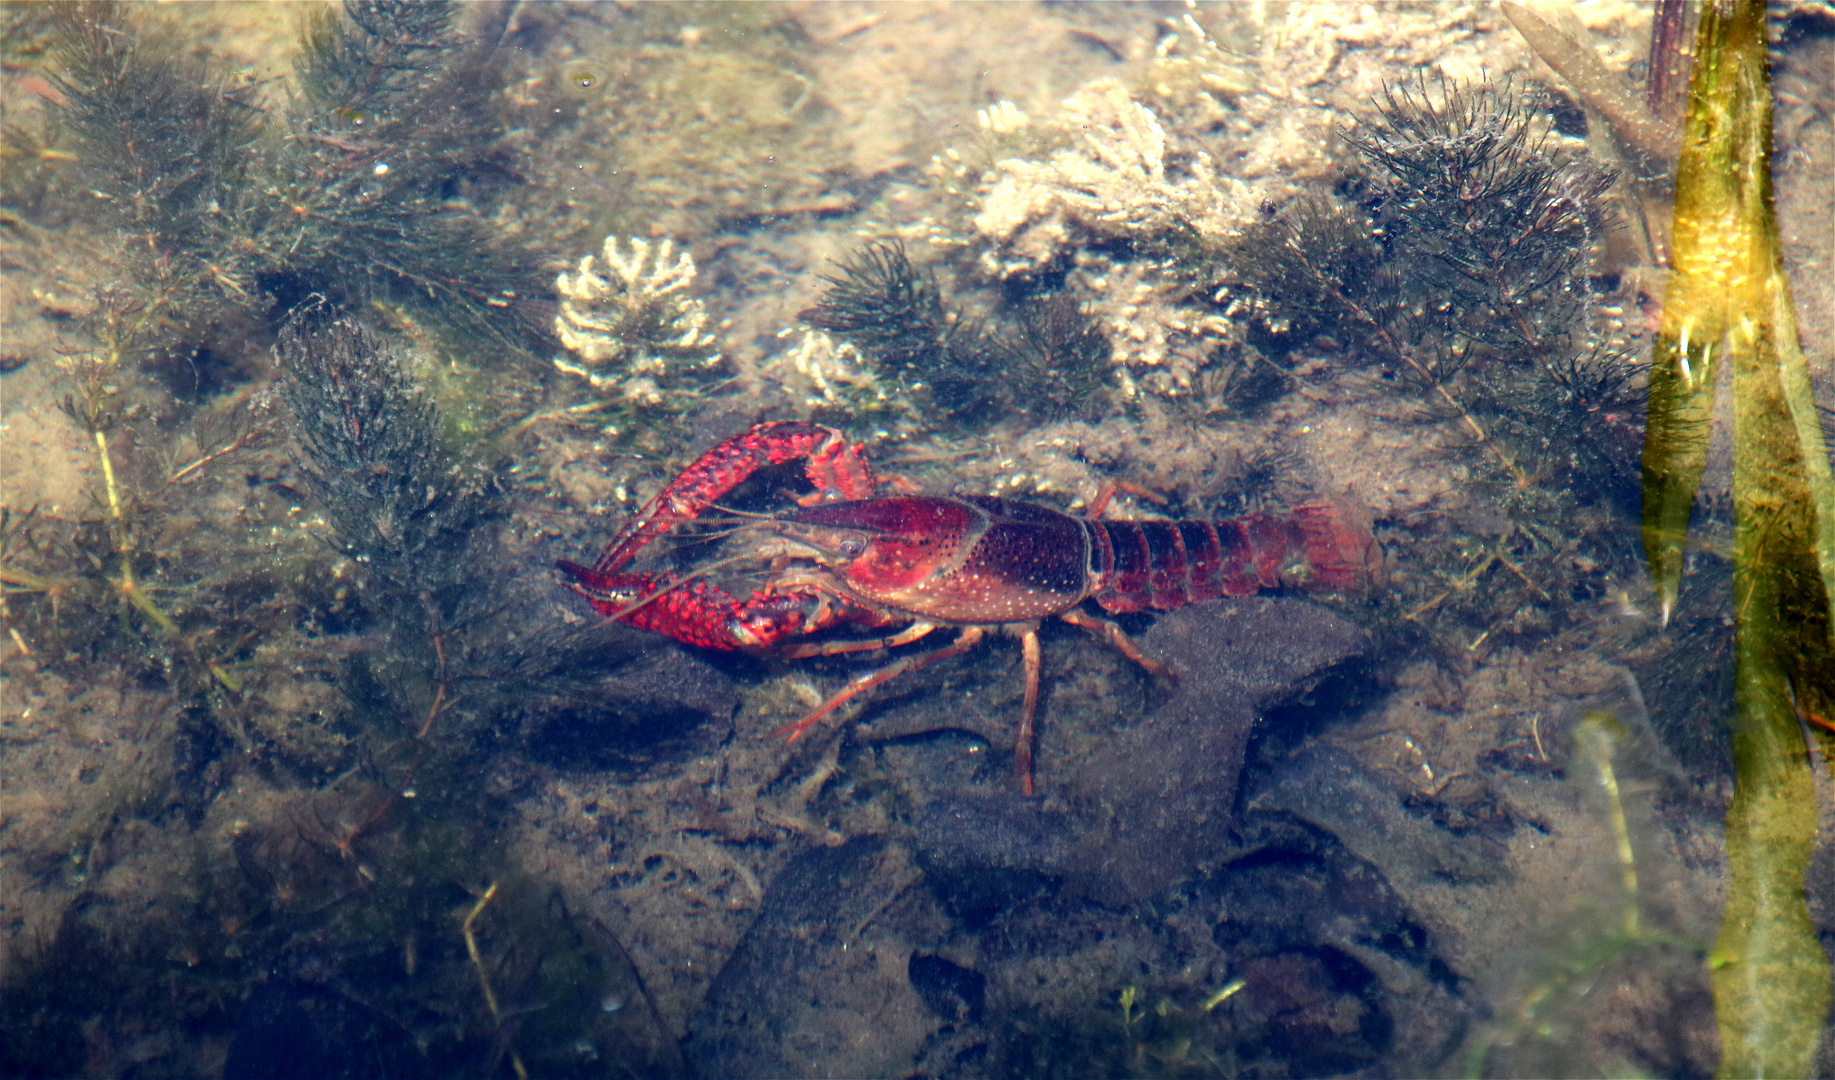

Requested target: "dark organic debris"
[{"left": 909, "top": 952, "right": 989, "bottom": 1024}]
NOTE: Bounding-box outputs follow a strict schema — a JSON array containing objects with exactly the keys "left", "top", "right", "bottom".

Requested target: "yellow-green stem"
[
  {"left": 1640, "top": 1, "right": 1835, "bottom": 1074},
  {"left": 93, "top": 425, "right": 239, "bottom": 692}
]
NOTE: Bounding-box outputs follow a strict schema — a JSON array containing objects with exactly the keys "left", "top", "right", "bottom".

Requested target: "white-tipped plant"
[{"left": 553, "top": 236, "right": 722, "bottom": 404}]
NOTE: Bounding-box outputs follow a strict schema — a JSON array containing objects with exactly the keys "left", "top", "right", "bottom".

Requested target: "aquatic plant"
[
  {"left": 6, "top": 0, "right": 554, "bottom": 777},
  {"left": 1115, "top": 981, "right": 1247, "bottom": 1079},
  {"left": 274, "top": 301, "right": 685, "bottom": 758},
  {"left": 30, "top": 0, "right": 648, "bottom": 754},
  {"left": 272, "top": 0, "right": 542, "bottom": 338},
  {"left": 274, "top": 302, "right": 515, "bottom": 744},
  {"left": 1226, "top": 76, "right": 1631, "bottom": 492},
  {"left": 11, "top": 0, "right": 626, "bottom": 771},
  {"left": 1501, "top": 2, "right": 1679, "bottom": 168},
  {"left": 1636, "top": 2, "right": 1835, "bottom": 1074},
  {"left": 801, "top": 240, "right": 996, "bottom": 417},
  {"left": 552, "top": 235, "right": 722, "bottom": 418},
  {"left": 1346, "top": 77, "right": 1618, "bottom": 361},
  {"left": 42, "top": 0, "right": 548, "bottom": 349},
  {"left": 0, "top": 278, "right": 356, "bottom": 774},
  {"left": 277, "top": 303, "right": 485, "bottom": 572},
  {"left": 1161, "top": 74, "right": 1645, "bottom": 667},
  {"left": 801, "top": 240, "right": 1112, "bottom": 422},
  {"left": 762, "top": 330, "right": 922, "bottom": 430},
  {"left": 974, "top": 79, "right": 1256, "bottom": 278},
  {"left": 1461, "top": 711, "right": 1708, "bottom": 1076},
  {"left": 992, "top": 292, "right": 1114, "bottom": 420},
  {"left": 39, "top": 2, "right": 265, "bottom": 353}
]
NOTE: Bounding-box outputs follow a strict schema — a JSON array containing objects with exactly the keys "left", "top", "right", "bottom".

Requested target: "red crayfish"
[{"left": 560, "top": 422, "right": 1380, "bottom": 795}]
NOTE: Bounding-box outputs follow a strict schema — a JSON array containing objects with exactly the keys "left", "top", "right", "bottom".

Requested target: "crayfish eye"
[{"left": 837, "top": 536, "right": 867, "bottom": 558}]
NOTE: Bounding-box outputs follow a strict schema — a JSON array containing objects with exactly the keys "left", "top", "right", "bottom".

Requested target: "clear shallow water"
[{"left": 0, "top": 3, "right": 1831, "bottom": 1077}]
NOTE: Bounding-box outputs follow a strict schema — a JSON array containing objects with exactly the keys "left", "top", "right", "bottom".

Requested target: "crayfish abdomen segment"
[{"left": 1093, "top": 504, "right": 1378, "bottom": 613}]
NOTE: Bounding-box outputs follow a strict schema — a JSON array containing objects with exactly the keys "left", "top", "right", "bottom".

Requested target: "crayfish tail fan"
[{"left": 1286, "top": 500, "right": 1385, "bottom": 595}]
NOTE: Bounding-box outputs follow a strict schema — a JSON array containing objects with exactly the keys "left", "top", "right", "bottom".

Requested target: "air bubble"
[{"left": 561, "top": 61, "right": 608, "bottom": 95}]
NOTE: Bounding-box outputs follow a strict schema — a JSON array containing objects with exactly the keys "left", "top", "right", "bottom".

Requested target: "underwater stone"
[
  {"left": 1061, "top": 597, "right": 1368, "bottom": 906},
  {"left": 515, "top": 640, "right": 739, "bottom": 774},
  {"left": 905, "top": 597, "right": 1369, "bottom": 910},
  {"left": 1246, "top": 745, "right": 1504, "bottom": 885},
  {"left": 687, "top": 838, "right": 951, "bottom": 1078}
]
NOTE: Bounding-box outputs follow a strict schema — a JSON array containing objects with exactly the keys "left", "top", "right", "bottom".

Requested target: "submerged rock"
[
  {"left": 1248, "top": 744, "right": 1505, "bottom": 885},
  {"left": 517, "top": 641, "right": 740, "bottom": 773},
  {"left": 686, "top": 838, "right": 963, "bottom": 1079},
  {"left": 911, "top": 596, "right": 1368, "bottom": 908}
]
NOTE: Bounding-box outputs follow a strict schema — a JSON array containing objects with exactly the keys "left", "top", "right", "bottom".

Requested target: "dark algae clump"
[
  {"left": 1, "top": 5, "right": 691, "bottom": 1076},
  {"left": 273, "top": 302, "right": 495, "bottom": 737},
  {"left": 1214, "top": 77, "right": 1648, "bottom": 657},
  {"left": 278, "top": 305, "right": 476, "bottom": 572},
  {"left": 275, "top": 1, "right": 545, "bottom": 343},
  {"left": 991, "top": 291, "right": 1114, "bottom": 421}
]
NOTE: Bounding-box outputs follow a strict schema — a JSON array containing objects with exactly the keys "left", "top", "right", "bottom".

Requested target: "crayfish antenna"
[
  {"left": 607, "top": 555, "right": 755, "bottom": 624},
  {"left": 705, "top": 503, "right": 776, "bottom": 519},
  {"left": 556, "top": 554, "right": 751, "bottom": 624}
]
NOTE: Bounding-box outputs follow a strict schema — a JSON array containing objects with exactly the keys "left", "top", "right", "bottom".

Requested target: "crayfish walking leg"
[
  {"left": 772, "top": 626, "right": 987, "bottom": 742},
  {"left": 772, "top": 622, "right": 1061, "bottom": 797}
]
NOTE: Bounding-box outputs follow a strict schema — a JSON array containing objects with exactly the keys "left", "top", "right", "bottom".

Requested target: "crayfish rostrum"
[{"left": 560, "top": 422, "right": 1380, "bottom": 794}]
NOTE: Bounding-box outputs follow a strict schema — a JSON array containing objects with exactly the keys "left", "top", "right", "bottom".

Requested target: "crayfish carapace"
[{"left": 560, "top": 421, "right": 1381, "bottom": 795}]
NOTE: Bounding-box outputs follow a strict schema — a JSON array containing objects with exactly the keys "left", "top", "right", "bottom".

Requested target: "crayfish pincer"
[{"left": 559, "top": 422, "right": 1381, "bottom": 795}]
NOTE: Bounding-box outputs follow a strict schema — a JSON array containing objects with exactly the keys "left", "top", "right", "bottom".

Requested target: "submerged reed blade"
[{"left": 1642, "top": 2, "right": 1835, "bottom": 1075}]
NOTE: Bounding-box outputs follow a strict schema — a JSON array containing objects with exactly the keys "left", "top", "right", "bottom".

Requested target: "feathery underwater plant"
[
  {"left": 42, "top": 0, "right": 547, "bottom": 350},
  {"left": 801, "top": 240, "right": 998, "bottom": 419},
  {"left": 992, "top": 291, "right": 1114, "bottom": 421},
  {"left": 275, "top": 303, "right": 665, "bottom": 745},
  {"left": 551, "top": 235, "right": 723, "bottom": 427},
  {"left": 11, "top": 0, "right": 553, "bottom": 764},
  {"left": 1227, "top": 76, "right": 1631, "bottom": 490},
  {"left": 0, "top": 283, "right": 356, "bottom": 775},
  {"left": 1215, "top": 76, "right": 1645, "bottom": 655},
  {"left": 275, "top": 302, "right": 505, "bottom": 737},
  {"left": 801, "top": 241, "right": 1113, "bottom": 423}
]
